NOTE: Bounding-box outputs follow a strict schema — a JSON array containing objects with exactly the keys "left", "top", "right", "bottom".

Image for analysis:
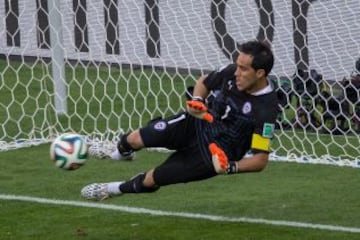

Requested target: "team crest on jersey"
[
  {"left": 262, "top": 123, "right": 275, "bottom": 138},
  {"left": 154, "top": 121, "right": 167, "bottom": 131},
  {"left": 242, "top": 102, "right": 252, "bottom": 114}
]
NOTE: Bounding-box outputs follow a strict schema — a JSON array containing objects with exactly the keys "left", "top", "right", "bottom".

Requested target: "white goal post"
[{"left": 0, "top": 0, "right": 359, "bottom": 167}]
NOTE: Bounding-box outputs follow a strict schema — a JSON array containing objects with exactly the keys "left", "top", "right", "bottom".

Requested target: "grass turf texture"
[{"left": 0, "top": 144, "right": 359, "bottom": 239}]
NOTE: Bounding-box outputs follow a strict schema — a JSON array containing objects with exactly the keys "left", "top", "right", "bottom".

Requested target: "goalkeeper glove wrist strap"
[
  {"left": 192, "top": 96, "right": 204, "bottom": 102},
  {"left": 226, "top": 161, "right": 238, "bottom": 174}
]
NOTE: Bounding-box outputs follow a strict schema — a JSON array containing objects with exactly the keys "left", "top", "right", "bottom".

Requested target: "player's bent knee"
[{"left": 127, "top": 130, "right": 144, "bottom": 149}]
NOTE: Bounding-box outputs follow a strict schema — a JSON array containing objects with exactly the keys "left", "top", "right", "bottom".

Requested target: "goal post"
[
  {"left": 0, "top": 0, "right": 359, "bottom": 167},
  {"left": 48, "top": 0, "right": 67, "bottom": 115}
]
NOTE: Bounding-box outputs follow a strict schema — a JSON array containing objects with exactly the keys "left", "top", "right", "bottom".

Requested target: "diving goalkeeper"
[{"left": 81, "top": 40, "right": 280, "bottom": 200}]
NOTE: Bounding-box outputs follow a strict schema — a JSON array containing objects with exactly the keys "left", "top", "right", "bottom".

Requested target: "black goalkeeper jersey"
[{"left": 196, "top": 64, "right": 280, "bottom": 164}]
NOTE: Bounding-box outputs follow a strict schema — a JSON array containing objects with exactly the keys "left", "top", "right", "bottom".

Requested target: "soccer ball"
[{"left": 50, "top": 133, "right": 88, "bottom": 170}]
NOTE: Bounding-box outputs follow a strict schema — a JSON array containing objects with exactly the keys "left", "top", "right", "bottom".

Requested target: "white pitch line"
[{"left": 1, "top": 194, "right": 359, "bottom": 234}]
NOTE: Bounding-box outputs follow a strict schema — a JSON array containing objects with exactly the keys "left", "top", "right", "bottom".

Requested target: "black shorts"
[
  {"left": 139, "top": 112, "right": 217, "bottom": 186},
  {"left": 140, "top": 112, "right": 196, "bottom": 150},
  {"left": 153, "top": 146, "right": 217, "bottom": 186}
]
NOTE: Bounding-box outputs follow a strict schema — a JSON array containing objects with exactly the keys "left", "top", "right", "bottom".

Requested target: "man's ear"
[{"left": 256, "top": 69, "right": 266, "bottom": 78}]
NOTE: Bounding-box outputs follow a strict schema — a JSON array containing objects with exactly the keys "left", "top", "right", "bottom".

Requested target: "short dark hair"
[{"left": 239, "top": 40, "right": 274, "bottom": 76}]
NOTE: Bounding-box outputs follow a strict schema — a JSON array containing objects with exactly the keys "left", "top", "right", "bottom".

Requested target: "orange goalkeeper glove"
[
  {"left": 186, "top": 96, "right": 214, "bottom": 123},
  {"left": 208, "top": 143, "right": 238, "bottom": 174}
]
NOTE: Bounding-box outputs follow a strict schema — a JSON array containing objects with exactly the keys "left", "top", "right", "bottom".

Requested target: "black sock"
[
  {"left": 120, "top": 173, "right": 159, "bottom": 193},
  {"left": 117, "top": 133, "right": 134, "bottom": 156}
]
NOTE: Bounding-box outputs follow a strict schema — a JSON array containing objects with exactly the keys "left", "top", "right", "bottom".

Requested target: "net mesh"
[{"left": 0, "top": 0, "right": 359, "bottom": 167}]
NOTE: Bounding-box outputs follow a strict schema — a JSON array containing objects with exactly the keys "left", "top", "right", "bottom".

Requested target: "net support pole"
[{"left": 48, "top": 0, "right": 67, "bottom": 115}]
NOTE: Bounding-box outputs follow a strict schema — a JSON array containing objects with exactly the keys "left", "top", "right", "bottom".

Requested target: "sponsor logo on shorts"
[{"left": 154, "top": 121, "right": 167, "bottom": 131}]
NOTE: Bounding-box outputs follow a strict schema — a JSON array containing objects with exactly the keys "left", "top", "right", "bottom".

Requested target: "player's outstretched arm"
[{"left": 236, "top": 152, "right": 269, "bottom": 172}]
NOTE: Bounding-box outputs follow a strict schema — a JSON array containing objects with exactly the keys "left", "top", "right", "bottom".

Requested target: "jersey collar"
[{"left": 251, "top": 80, "right": 274, "bottom": 96}]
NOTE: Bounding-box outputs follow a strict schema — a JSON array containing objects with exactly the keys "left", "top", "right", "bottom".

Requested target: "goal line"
[{"left": 0, "top": 194, "right": 359, "bottom": 234}]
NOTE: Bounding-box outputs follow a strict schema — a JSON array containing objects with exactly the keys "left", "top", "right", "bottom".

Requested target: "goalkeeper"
[{"left": 81, "top": 40, "right": 280, "bottom": 200}]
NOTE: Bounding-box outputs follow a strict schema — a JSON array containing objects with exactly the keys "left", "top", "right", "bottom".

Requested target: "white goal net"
[{"left": 0, "top": 0, "right": 359, "bottom": 167}]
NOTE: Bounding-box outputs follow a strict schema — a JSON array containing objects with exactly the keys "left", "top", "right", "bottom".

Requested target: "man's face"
[{"left": 234, "top": 52, "right": 265, "bottom": 93}]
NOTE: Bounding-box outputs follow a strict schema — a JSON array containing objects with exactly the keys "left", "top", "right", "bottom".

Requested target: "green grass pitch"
[{"left": 0, "top": 144, "right": 359, "bottom": 239}]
